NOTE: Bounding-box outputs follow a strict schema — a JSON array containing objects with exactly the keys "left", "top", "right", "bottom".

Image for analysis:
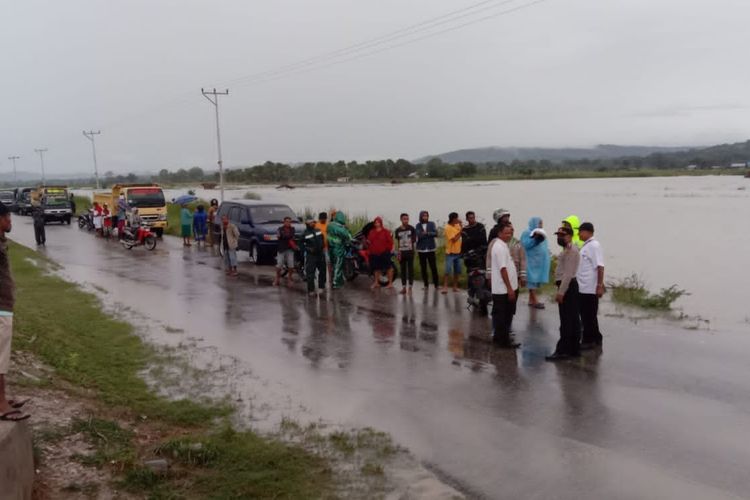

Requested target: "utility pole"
[
  {"left": 7, "top": 156, "right": 20, "bottom": 187},
  {"left": 34, "top": 148, "right": 48, "bottom": 184},
  {"left": 201, "top": 88, "right": 229, "bottom": 202},
  {"left": 82, "top": 130, "right": 101, "bottom": 189}
]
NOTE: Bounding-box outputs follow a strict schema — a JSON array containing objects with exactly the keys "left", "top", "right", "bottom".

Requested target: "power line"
[
  {"left": 231, "top": 0, "right": 551, "bottom": 89},
  {"left": 217, "top": 0, "right": 522, "bottom": 88},
  {"left": 99, "top": 0, "right": 540, "bottom": 132}
]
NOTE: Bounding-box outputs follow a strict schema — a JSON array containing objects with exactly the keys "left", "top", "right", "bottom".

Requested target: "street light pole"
[
  {"left": 201, "top": 88, "right": 229, "bottom": 202},
  {"left": 7, "top": 156, "right": 20, "bottom": 187},
  {"left": 34, "top": 148, "right": 48, "bottom": 184},
  {"left": 82, "top": 130, "right": 101, "bottom": 189}
]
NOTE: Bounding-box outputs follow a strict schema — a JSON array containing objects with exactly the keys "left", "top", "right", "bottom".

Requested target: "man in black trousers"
[
  {"left": 32, "top": 205, "right": 46, "bottom": 246},
  {"left": 546, "top": 226, "right": 580, "bottom": 361},
  {"left": 577, "top": 222, "right": 605, "bottom": 349}
]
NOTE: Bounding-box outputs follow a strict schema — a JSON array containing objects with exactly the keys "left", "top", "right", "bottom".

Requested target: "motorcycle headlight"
[{"left": 158, "top": 214, "right": 167, "bottom": 221}]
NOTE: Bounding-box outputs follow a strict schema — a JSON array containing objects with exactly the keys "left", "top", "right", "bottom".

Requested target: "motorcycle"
[
  {"left": 464, "top": 246, "right": 492, "bottom": 315},
  {"left": 343, "top": 226, "right": 398, "bottom": 286},
  {"left": 120, "top": 225, "right": 157, "bottom": 251},
  {"left": 77, "top": 212, "right": 95, "bottom": 231}
]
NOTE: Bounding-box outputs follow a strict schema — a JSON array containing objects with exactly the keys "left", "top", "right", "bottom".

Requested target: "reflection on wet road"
[{"left": 12, "top": 218, "right": 750, "bottom": 499}]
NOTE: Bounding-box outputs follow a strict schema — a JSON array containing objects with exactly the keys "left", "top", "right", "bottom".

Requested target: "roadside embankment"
[{"left": 0, "top": 420, "right": 34, "bottom": 500}]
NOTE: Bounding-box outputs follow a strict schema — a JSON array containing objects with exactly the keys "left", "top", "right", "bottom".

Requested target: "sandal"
[
  {"left": 0, "top": 410, "right": 30, "bottom": 422},
  {"left": 8, "top": 398, "right": 30, "bottom": 409}
]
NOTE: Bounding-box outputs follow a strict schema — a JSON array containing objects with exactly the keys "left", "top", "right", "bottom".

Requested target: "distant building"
[
  {"left": 711, "top": 165, "right": 722, "bottom": 170},
  {"left": 686, "top": 164, "right": 698, "bottom": 170},
  {"left": 729, "top": 162, "right": 747, "bottom": 169},
  {"left": 336, "top": 177, "right": 350, "bottom": 183},
  {"left": 408, "top": 172, "right": 419, "bottom": 178}
]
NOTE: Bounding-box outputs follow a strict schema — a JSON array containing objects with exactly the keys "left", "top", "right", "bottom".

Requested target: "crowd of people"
[{"left": 221, "top": 207, "right": 606, "bottom": 361}]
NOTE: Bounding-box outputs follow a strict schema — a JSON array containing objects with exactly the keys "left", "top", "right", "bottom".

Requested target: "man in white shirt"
[
  {"left": 489, "top": 222, "right": 520, "bottom": 348},
  {"left": 577, "top": 222, "right": 605, "bottom": 349}
]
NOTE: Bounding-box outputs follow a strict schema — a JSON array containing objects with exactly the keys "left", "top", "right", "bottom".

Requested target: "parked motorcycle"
[
  {"left": 120, "top": 225, "right": 157, "bottom": 251},
  {"left": 77, "top": 212, "right": 95, "bottom": 231},
  {"left": 343, "top": 227, "right": 398, "bottom": 286},
  {"left": 464, "top": 246, "right": 491, "bottom": 314}
]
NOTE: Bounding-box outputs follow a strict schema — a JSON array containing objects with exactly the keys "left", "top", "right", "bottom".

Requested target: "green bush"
[{"left": 609, "top": 274, "right": 687, "bottom": 310}]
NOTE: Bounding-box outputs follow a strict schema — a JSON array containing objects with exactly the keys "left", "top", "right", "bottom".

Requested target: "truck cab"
[
  {"left": 0, "top": 190, "right": 16, "bottom": 212},
  {"left": 35, "top": 186, "right": 72, "bottom": 224},
  {"left": 17, "top": 188, "right": 34, "bottom": 215}
]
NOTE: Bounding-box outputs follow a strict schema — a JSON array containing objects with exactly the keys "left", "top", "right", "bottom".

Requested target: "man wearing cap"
[
  {"left": 489, "top": 222, "right": 520, "bottom": 348},
  {"left": 577, "top": 222, "right": 605, "bottom": 349},
  {"left": 302, "top": 217, "right": 326, "bottom": 295},
  {"left": 546, "top": 225, "right": 581, "bottom": 361}
]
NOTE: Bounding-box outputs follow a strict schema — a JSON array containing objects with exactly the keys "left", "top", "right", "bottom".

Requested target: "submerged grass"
[
  {"left": 608, "top": 274, "right": 687, "bottom": 310},
  {"left": 9, "top": 241, "right": 336, "bottom": 498}
]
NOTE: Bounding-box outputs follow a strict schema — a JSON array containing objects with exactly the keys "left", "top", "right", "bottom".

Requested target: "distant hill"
[{"left": 416, "top": 144, "right": 693, "bottom": 164}]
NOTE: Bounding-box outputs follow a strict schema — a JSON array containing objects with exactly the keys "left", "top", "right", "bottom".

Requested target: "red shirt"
[{"left": 367, "top": 228, "right": 393, "bottom": 255}]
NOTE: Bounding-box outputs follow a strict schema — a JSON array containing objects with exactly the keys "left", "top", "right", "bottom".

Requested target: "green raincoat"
[
  {"left": 563, "top": 215, "right": 583, "bottom": 249},
  {"left": 327, "top": 212, "right": 352, "bottom": 288}
]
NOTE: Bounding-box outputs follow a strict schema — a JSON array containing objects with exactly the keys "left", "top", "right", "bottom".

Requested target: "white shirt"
[
  {"left": 577, "top": 238, "right": 604, "bottom": 293},
  {"left": 490, "top": 238, "right": 518, "bottom": 294}
]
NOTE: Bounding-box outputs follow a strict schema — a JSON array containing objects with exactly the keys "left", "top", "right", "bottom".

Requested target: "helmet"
[{"left": 492, "top": 208, "right": 510, "bottom": 223}]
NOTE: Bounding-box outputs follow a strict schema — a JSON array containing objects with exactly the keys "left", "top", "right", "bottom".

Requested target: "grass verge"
[
  {"left": 9, "top": 241, "right": 335, "bottom": 498},
  {"left": 165, "top": 199, "right": 209, "bottom": 237}
]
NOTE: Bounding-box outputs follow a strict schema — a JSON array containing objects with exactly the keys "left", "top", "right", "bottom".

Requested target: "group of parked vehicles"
[{"left": 0, "top": 185, "right": 73, "bottom": 224}]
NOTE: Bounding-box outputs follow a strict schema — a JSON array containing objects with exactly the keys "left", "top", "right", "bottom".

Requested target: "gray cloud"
[{"left": 1, "top": 0, "right": 750, "bottom": 176}]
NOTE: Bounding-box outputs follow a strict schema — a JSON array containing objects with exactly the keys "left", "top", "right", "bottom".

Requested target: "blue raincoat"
[{"left": 520, "top": 217, "right": 551, "bottom": 286}]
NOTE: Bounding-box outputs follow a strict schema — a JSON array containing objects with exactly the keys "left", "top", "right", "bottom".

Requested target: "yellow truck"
[
  {"left": 31, "top": 185, "right": 73, "bottom": 224},
  {"left": 93, "top": 184, "right": 168, "bottom": 236}
]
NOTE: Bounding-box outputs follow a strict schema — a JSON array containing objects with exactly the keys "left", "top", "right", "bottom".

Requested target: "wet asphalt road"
[{"left": 11, "top": 218, "right": 750, "bottom": 500}]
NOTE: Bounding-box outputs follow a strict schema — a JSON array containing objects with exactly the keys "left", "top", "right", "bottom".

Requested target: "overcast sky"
[{"left": 1, "top": 0, "right": 749, "bottom": 176}]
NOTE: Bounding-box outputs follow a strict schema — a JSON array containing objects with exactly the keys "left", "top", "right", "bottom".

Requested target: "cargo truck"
[{"left": 93, "top": 184, "right": 167, "bottom": 236}]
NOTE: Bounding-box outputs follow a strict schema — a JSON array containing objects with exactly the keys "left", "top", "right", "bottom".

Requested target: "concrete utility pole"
[
  {"left": 201, "top": 88, "right": 229, "bottom": 202},
  {"left": 7, "top": 156, "right": 20, "bottom": 187},
  {"left": 34, "top": 148, "right": 48, "bottom": 184},
  {"left": 82, "top": 130, "right": 101, "bottom": 189}
]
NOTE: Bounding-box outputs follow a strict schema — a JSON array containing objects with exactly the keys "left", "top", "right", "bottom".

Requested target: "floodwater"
[
  {"left": 26, "top": 176, "right": 750, "bottom": 499},
  {"left": 78, "top": 175, "right": 750, "bottom": 332}
]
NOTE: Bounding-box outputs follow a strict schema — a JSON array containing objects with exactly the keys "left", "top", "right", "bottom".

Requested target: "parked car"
[
  {"left": 211, "top": 201, "right": 305, "bottom": 264},
  {"left": 0, "top": 190, "right": 17, "bottom": 212}
]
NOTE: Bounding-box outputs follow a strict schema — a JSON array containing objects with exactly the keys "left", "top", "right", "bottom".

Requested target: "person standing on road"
[
  {"left": 488, "top": 209, "right": 527, "bottom": 289},
  {"left": 274, "top": 216, "right": 298, "bottom": 287},
  {"left": 219, "top": 214, "right": 239, "bottom": 277},
  {"left": 180, "top": 204, "right": 193, "bottom": 247},
  {"left": 366, "top": 216, "right": 394, "bottom": 290},
  {"left": 521, "top": 217, "right": 550, "bottom": 309},
  {"left": 327, "top": 211, "right": 351, "bottom": 289},
  {"left": 302, "top": 217, "right": 326, "bottom": 295},
  {"left": 489, "top": 222, "right": 520, "bottom": 349},
  {"left": 461, "top": 210, "right": 487, "bottom": 274},
  {"left": 0, "top": 203, "right": 30, "bottom": 421},
  {"left": 206, "top": 199, "right": 219, "bottom": 247},
  {"left": 32, "top": 205, "right": 46, "bottom": 246},
  {"left": 315, "top": 212, "right": 330, "bottom": 275},
  {"left": 441, "top": 212, "right": 463, "bottom": 294},
  {"left": 93, "top": 202, "right": 103, "bottom": 237},
  {"left": 416, "top": 210, "right": 439, "bottom": 289},
  {"left": 562, "top": 215, "right": 583, "bottom": 249},
  {"left": 577, "top": 222, "right": 605, "bottom": 349},
  {"left": 117, "top": 193, "right": 128, "bottom": 239},
  {"left": 546, "top": 226, "right": 581, "bottom": 361},
  {"left": 69, "top": 194, "right": 77, "bottom": 218},
  {"left": 193, "top": 205, "right": 208, "bottom": 246},
  {"left": 394, "top": 213, "right": 416, "bottom": 294}
]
